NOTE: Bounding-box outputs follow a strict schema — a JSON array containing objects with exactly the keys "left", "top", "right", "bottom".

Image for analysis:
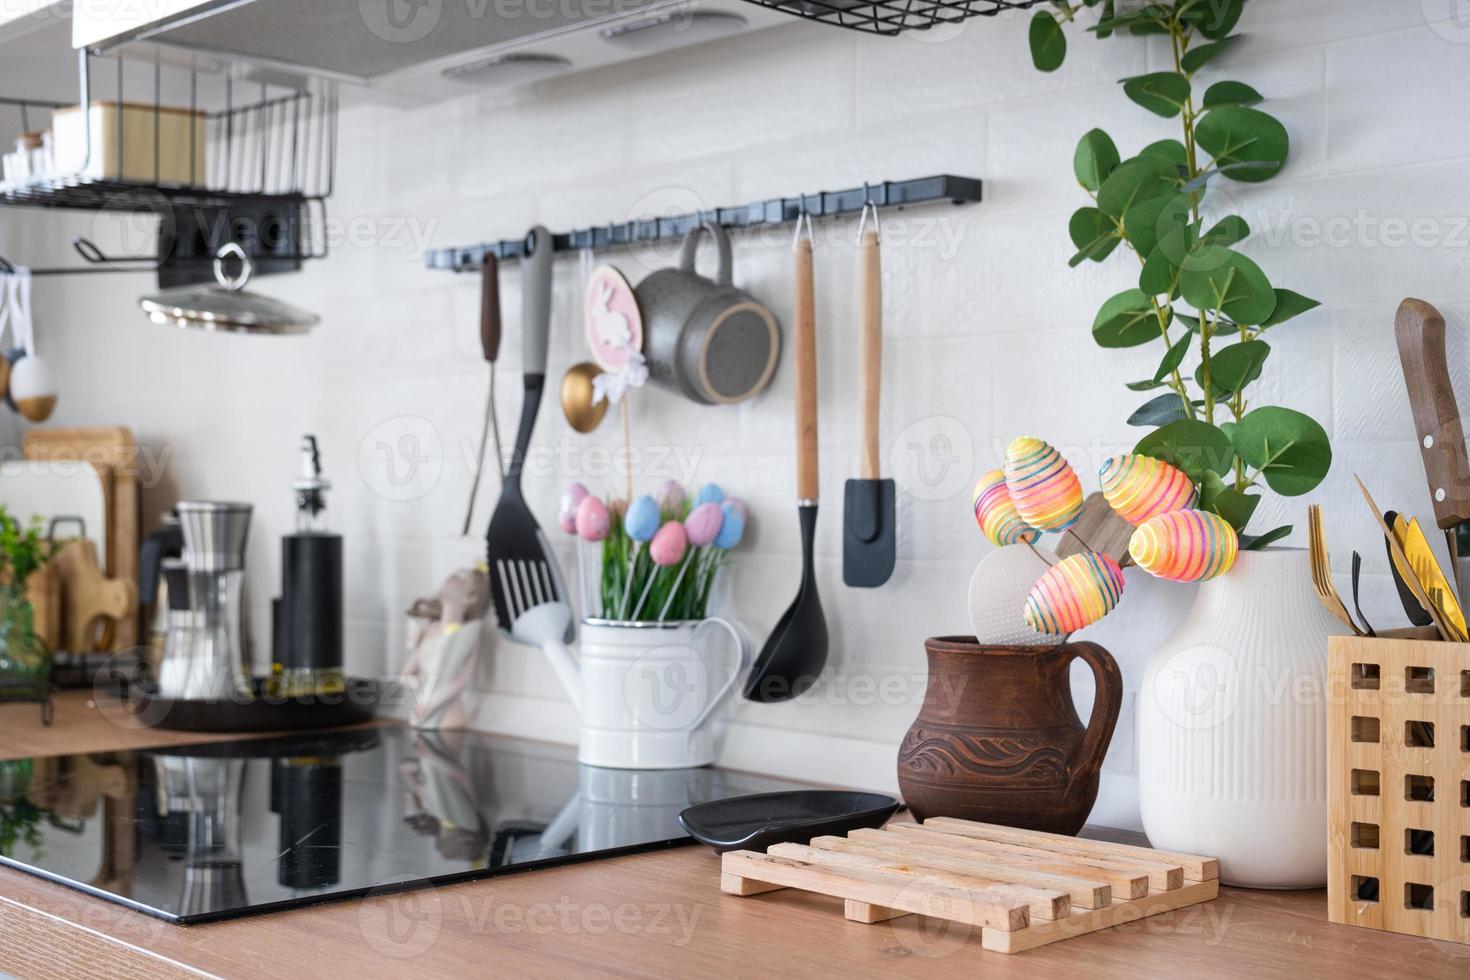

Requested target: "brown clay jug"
[{"left": 897, "top": 636, "right": 1123, "bottom": 836}]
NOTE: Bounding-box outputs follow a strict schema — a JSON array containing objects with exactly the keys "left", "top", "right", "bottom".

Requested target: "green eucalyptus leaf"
[
  {"left": 1155, "top": 332, "right": 1192, "bottom": 383},
  {"left": 1178, "top": 246, "right": 1277, "bottom": 324},
  {"left": 1174, "top": 310, "right": 1202, "bottom": 332},
  {"left": 1202, "top": 80, "right": 1263, "bottom": 108},
  {"left": 1138, "top": 139, "right": 1188, "bottom": 171},
  {"left": 1135, "top": 419, "right": 1236, "bottom": 482},
  {"left": 1198, "top": 470, "right": 1261, "bottom": 531},
  {"left": 1097, "top": 155, "right": 1178, "bottom": 217},
  {"left": 1121, "top": 71, "right": 1191, "bottom": 118},
  {"left": 1126, "top": 377, "right": 1169, "bottom": 392},
  {"left": 1189, "top": 0, "right": 1243, "bottom": 39},
  {"left": 1123, "top": 192, "right": 1194, "bottom": 258},
  {"left": 1195, "top": 106, "right": 1290, "bottom": 183},
  {"left": 1259, "top": 288, "right": 1321, "bottom": 328},
  {"left": 1201, "top": 214, "right": 1250, "bottom": 248},
  {"left": 1030, "top": 10, "right": 1067, "bottom": 71},
  {"left": 1232, "top": 406, "right": 1333, "bottom": 496},
  {"left": 1128, "top": 392, "right": 1190, "bottom": 426},
  {"left": 1181, "top": 35, "right": 1238, "bottom": 74},
  {"left": 1074, "top": 128, "right": 1121, "bottom": 192},
  {"left": 1068, "top": 206, "right": 1121, "bottom": 265},
  {"left": 1093, "top": 3, "right": 1167, "bottom": 35},
  {"left": 1241, "top": 525, "right": 1293, "bottom": 550},
  {"left": 1139, "top": 238, "right": 1183, "bottom": 298},
  {"left": 1093, "top": 288, "right": 1162, "bottom": 348},
  {"left": 1197, "top": 339, "right": 1270, "bottom": 394}
]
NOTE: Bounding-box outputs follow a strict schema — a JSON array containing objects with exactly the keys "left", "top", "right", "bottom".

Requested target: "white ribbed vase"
[{"left": 1137, "top": 548, "right": 1347, "bottom": 887}]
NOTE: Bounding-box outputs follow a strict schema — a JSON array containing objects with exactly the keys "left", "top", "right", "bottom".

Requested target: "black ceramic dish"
[
  {"left": 120, "top": 676, "right": 381, "bottom": 732},
  {"left": 678, "top": 790, "right": 901, "bottom": 853}
]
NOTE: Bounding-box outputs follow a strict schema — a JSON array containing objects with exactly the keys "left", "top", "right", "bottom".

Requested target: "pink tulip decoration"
[
  {"left": 631, "top": 521, "right": 687, "bottom": 620},
  {"left": 648, "top": 521, "right": 688, "bottom": 565},
  {"left": 683, "top": 502, "right": 724, "bottom": 548},
  {"left": 656, "top": 479, "right": 686, "bottom": 515},
  {"left": 575, "top": 495, "right": 610, "bottom": 542},
  {"left": 656, "top": 503, "right": 724, "bottom": 621},
  {"left": 558, "top": 482, "right": 589, "bottom": 534}
]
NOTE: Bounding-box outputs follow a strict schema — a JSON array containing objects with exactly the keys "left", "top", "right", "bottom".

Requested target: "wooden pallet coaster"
[{"left": 719, "top": 817, "right": 1220, "bottom": 954}]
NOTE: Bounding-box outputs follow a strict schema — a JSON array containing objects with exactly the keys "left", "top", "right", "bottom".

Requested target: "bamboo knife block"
[{"left": 1327, "top": 634, "right": 1470, "bottom": 944}]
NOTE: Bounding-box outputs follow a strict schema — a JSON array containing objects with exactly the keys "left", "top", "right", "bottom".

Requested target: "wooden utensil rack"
[
  {"left": 423, "top": 174, "right": 983, "bottom": 270},
  {"left": 720, "top": 817, "right": 1220, "bottom": 954},
  {"left": 1328, "top": 635, "right": 1470, "bottom": 945}
]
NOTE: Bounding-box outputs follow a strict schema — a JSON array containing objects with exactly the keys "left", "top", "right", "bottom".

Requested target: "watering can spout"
[{"left": 510, "top": 602, "right": 580, "bottom": 710}]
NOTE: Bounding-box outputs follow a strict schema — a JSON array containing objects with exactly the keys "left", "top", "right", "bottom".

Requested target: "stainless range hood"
[{"left": 75, "top": 0, "right": 792, "bottom": 99}]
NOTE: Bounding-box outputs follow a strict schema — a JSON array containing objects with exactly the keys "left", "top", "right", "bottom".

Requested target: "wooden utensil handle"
[
  {"left": 480, "top": 253, "right": 501, "bottom": 363},
  {"left": 859, "top": 229, "right": 882, "bottom": 480},
  {"left": 795, "top": 239, "right": 819, "bottom": 501},
  {"left": 1395, "top": 297, "right": 1470, "bottom": 528}
]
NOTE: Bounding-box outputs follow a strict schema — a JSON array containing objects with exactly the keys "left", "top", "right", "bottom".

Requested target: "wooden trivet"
[{"left": 720, "top": 817, "right": 1220, "bottom": 954}]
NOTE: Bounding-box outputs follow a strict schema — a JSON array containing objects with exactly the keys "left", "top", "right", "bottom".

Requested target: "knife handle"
[
  {"left": 1395, "top": 297, "right": 1470, "bottom": 529},
  {"left": 480, "top": 252, "right": 501, "bottom": 364}
]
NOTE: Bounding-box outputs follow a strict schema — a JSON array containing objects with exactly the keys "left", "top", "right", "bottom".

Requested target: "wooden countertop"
[{"left": 2, "top": 693, "right": 1468, "bottom": 978}]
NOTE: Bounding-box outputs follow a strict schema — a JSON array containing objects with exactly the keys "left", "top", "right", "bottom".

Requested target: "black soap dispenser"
[{"left": 272, "top": 435, "right": 344, "bottom": 697}]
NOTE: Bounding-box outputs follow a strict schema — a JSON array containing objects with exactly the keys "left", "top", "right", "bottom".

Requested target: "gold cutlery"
[{"left": 1307, "top": 504, "right": 1367, "bottom": 636}]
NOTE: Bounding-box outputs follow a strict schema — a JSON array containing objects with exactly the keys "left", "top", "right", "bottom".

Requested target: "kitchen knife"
[{"left": 1395, "top": 298, "right": 1470, "bottom": 533}]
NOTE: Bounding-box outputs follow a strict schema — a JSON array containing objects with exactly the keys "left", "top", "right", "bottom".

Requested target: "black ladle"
[{"left": 745, "top": 229, "right": 828, "bottom": 702}]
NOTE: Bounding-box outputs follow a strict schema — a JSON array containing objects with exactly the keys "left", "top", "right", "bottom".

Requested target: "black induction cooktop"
[{"left": 0, "top": 726, "right": 806, "bottom": 924}]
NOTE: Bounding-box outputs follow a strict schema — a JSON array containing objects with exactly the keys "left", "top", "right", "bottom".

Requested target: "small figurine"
[{"left": 399, "top": 564, "right": 490, "bottom": 729}]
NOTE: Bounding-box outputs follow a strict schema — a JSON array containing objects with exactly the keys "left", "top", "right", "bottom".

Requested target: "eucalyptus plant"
[{"left": 1029, "top": 0, "right": 1330, "bottom": 547}]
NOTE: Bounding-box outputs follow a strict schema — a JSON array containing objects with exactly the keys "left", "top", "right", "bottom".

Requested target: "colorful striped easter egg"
[
  {"left": 971, "top": 469, "right": 1041, "bottom": 547},
  {"left": 1004, "top": 437, "right": 1083, "bottom": 532},
  {"left": 1098, "top": 454, "right": 1197, "bottom": 526},
  {"left": 1129, "top": 508, "right": 1238, "bottom": 583},
  {"left": 1024, "top": 551, "right": 1126, "bottom": 635}
]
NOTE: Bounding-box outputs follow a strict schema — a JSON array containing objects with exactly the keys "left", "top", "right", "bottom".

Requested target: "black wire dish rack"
[
  {"left": 0, "top": 49, "right": 337, "bottom": 282},
  {"left": 753, "top": 0, "right": 1042, "bottom": 35}
]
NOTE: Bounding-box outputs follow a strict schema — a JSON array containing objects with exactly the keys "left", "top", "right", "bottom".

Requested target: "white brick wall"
[{"left": 5, "top": 0, "right": 1470, "bottom": 829}]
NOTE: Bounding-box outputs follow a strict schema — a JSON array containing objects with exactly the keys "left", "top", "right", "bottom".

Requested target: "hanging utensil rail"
[{"left": 424, "top": 174, "right": 982, "bottom": 272}]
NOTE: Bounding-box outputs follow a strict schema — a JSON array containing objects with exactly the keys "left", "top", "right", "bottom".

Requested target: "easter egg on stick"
[
  {"left": 1023, "top": 551, "right": 1126, "bottom": 636},
  {"left": 972, "top": 469, "right": 1040, "bottom": 547},
  {"left": 1129, "top": 509, "right": 1238, "bottom": 583},
  {"left": 1098, "top": 454, "right": 1197, "bottom": 526},
  {"left": 1004, "top": 437, "right": 1083, "bottom": 532}
]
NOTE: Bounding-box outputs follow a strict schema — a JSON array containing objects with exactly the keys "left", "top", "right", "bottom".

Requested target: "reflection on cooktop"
[{"left": 0, "top": 727, "right": 807, "bottom": 923}]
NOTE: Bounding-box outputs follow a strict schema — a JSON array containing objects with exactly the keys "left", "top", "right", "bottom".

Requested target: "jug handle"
[
  {"left": 688, "top": 616, "right": 751, "bottom": 730},
  {"left": 678, "top": 222, "right": 734, "bottom": 286},
  {"left": 1066, "top": 641, "right": 1123, "bottom": 781}
]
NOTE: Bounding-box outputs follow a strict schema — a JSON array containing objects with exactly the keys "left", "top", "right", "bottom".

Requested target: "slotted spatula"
[{"left": 486, "top": 226, "right": 572, "bottom": 641}]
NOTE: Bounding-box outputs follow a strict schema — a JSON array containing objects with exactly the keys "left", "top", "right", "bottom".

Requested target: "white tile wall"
[{"left": 4, "top": 0, "right": 1469, "bottom": 830}]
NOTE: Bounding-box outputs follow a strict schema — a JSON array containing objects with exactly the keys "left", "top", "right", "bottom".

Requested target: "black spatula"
[
  {"left": 746, "top": 229, "right": 827, "bottom": 702},
  {"left": 486, "top": 227, "right": 571, "bottom": 641},
  {"left": 843, "top": 223, "right": 895, "bottom": 588}
]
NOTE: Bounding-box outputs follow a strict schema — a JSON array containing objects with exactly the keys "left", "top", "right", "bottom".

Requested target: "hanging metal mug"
[{"left": 636, "top": 222, "right": 780, "bottom": 405}]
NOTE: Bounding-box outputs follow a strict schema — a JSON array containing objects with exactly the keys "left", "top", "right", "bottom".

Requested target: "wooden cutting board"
[{"left": 23, "top": 427, "right": 141, "bottom": 650}]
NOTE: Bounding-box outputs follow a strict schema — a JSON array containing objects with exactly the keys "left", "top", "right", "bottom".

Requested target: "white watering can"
[{"left": 510, "top": 601, "right": 751, "bottom": 770}]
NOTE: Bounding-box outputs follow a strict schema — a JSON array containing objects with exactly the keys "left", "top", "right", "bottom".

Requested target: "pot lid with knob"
[{"left": 139, "top": 243, "right": 320, "bottom": 335}]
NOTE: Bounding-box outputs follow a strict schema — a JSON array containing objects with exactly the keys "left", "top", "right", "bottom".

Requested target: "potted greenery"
[
  {"left": 0, "top": 757, "right": 45, "bottom": 856},
  {"left": 1027, "top": 0, "right": 1342, "bottom": 885},
  {"left": 0, "top": 506, "right": 53, "bottom": 722}
]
